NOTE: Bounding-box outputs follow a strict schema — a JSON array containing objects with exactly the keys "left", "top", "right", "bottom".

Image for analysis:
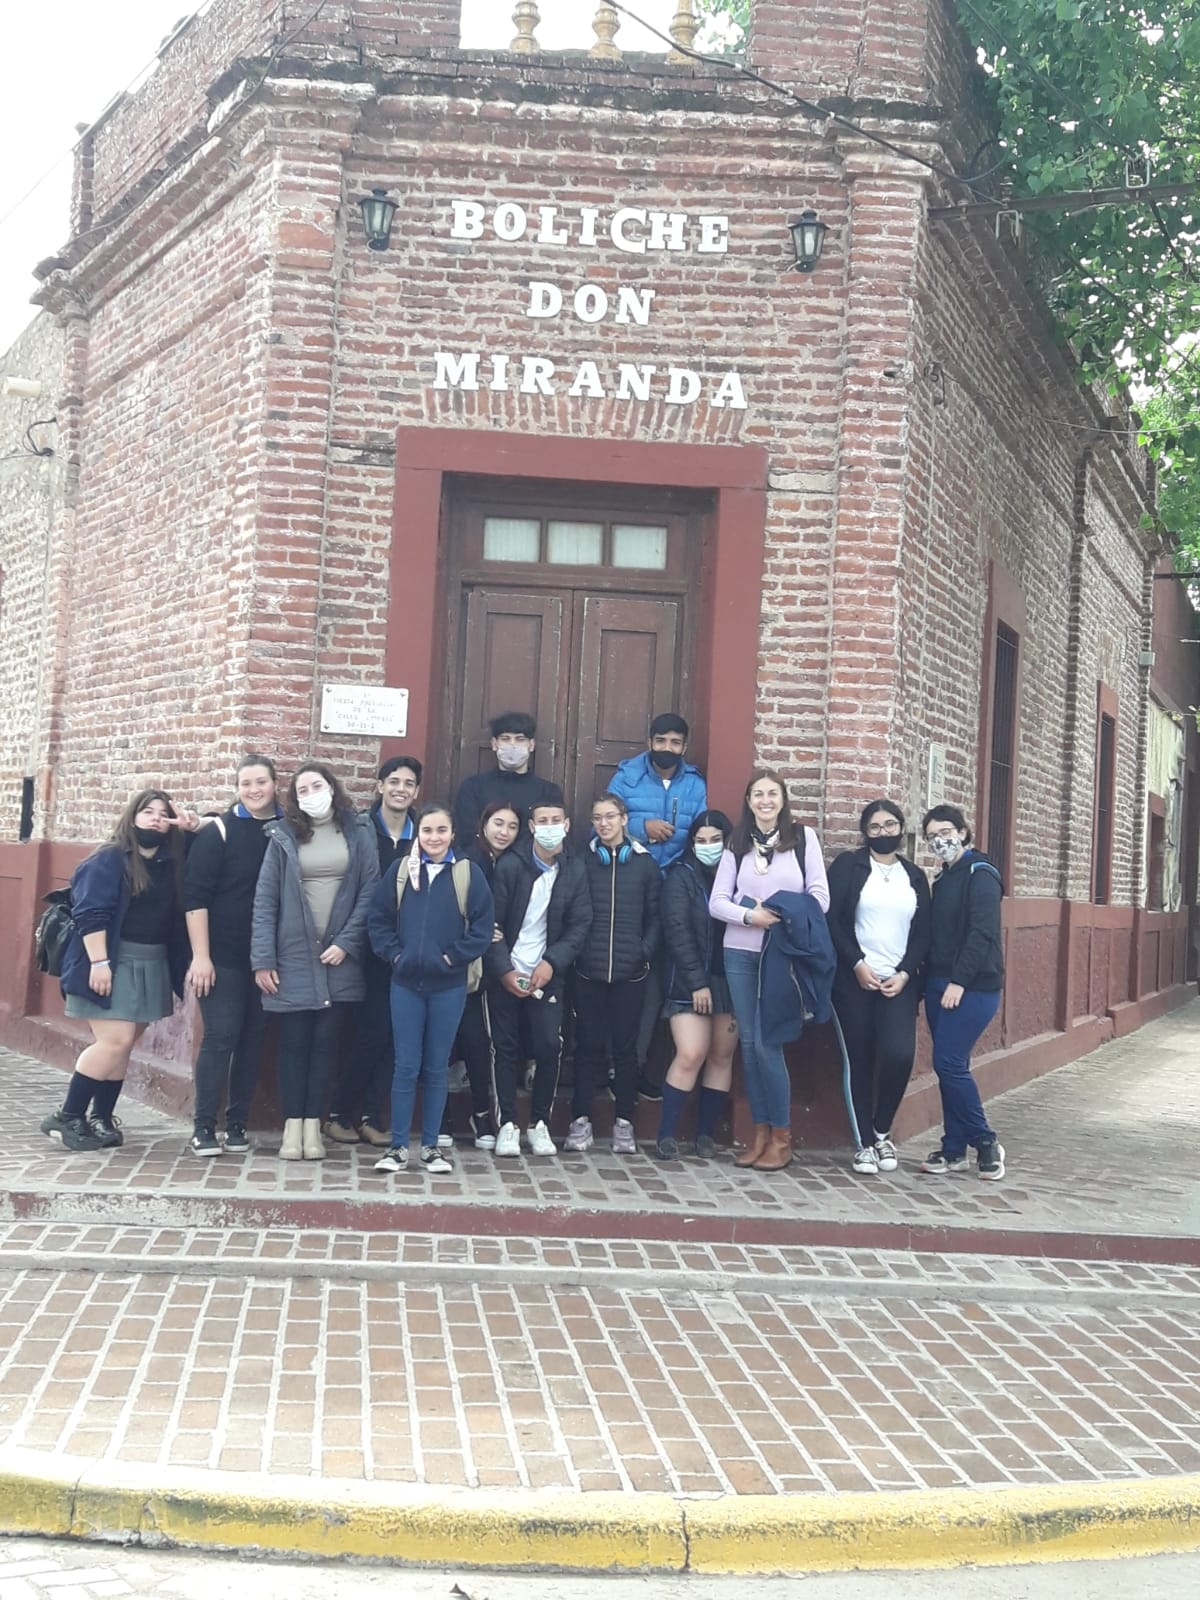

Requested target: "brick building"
[{"left": 0, "top": 0, "right": 1196, "bottom": 1140}]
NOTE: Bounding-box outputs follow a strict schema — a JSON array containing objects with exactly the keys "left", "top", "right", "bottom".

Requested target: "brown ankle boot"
[
  {"left": 735, "top": 1123, "right": 770, "bottom": 1168},
  {"left": 754, "top": 1127, "right": 793, "bottom": 1171}
]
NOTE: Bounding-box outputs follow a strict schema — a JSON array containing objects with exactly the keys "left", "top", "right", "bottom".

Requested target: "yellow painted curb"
[{"left": 0, "top": 1451, "right": 1197, "bottom": 1572}]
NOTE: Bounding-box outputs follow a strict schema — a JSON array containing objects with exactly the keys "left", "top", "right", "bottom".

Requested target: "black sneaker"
[
  {"left": 88, "top": 1116, "right": 124, "bottom": 1149},
  {"left": 977, "top": 1139, "right": 1006, "bottom": 1181},
  {"left": 694, "top": 1134, "right": 718, "bottom": 1159},
  {"left": 637, "top": 1074, "right": 664, "bottom": 1103},
  {"left": 471, "top": 1111, "right": 497, "bottom": 1151},
  {"left": 39, "top": 1110, "right": 101, "bottom": 1152},
  {"left": 919, "top": 1147, "right": 969, "bottom": 1174},
  {"left": 189, "top": 1125, "right": 221, "bottom": 1157},
  {"left": 223, "top": 1124, "right": 250, "bottom": 1153},
  {"left": 654, "top": 1136, "right": 681, "bottom": 1161}
]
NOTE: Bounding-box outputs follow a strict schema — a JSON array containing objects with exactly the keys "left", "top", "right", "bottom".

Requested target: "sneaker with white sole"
[
  {"left": 222, "top": 1123, "right": 250, "bottom": 1154},
  {"left": 437, "top": 1133, "right": 455, "bottom": 1151},
  {"left": 611, "top": 1118, "right": 637, "bottom": 1154},
  {"left": 526, "top": 1121, "right": 557, "bottom": 1157},
  {"left": 374, "top": 1147, "right": 408, "bottom": 1173},
  {"left": 494, "top": 1122, "right": 521, "bottom": 1158},
  {"left": 976, "top": 1139, "right": 1006, "bottom": 1181},
  {"left": 852, "top": 1145, "right": 879, "bottom": 1174},
  {"left": 563, "top": 1116, "right": 593, "bottom": 1152},
  {"left": 471, "top": 1111, "right": 497, "bottom": 1152},
  {"left": 920, "top": 1147, "right": 969, "bottom": 1174},
  {"left": 873, "top": 1135, "right": 898, "bottom": 1172},
  {"left": 189, "top": 1125, "right": 221, "bottom": 1158},
  {"left": 419, "top": 1144, "right": 453, "bottom": 1174}
]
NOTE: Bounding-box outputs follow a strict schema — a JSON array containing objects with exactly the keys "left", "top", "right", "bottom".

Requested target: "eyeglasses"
[
  {"left": 925, "top": 828, "right": 958, "bottom": 842},
  {"left": 865, "top": 822, "right": 901, "bottom": 837},
  {"left": 591, "top": 812, "right": 621, "bottom": 825}
]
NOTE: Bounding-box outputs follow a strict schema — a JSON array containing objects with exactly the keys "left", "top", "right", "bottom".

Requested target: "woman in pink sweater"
[{"left": 709, "top": 771, "right": 830, "bottom": 1171}]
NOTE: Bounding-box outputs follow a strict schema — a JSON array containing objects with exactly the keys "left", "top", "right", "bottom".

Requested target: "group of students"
[{"left": 38, "top": 708, "right": 1007, "bottom": 1182}]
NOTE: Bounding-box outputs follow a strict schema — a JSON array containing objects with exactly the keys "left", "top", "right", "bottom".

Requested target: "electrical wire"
[
  {"left": 0, "top": 0, "right": 222, "bottom": 237},
  {"left": 606, "top": 0, "right": 994, "bottom": 198}
]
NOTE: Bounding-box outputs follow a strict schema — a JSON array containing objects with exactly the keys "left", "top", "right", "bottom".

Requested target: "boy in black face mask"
[{"left": 607, "top": 713, "right": 708, "bottom": 872}]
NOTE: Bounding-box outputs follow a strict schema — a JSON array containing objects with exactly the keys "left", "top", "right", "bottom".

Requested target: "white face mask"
[
  {"left": 496, "top": 743, "right": 530, "bottom": 770},
  {"left": 693, "top": 841, "right": 724, "bottom": 867},
  {"left": 533, "top": 823, "right": 567, "bottom": 851},
  {"left": 297, "top": 788, "right": 333, "bottom": 820},
  {"left": 928, "top": 834, "right": 963, "bottom": 863}
]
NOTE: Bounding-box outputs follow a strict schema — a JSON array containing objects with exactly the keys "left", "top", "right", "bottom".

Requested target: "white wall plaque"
[{"left": 320, "top": 685, "right": 409, "bottom": 738}]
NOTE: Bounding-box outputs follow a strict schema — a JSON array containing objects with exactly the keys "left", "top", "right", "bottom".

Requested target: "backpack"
[
  {"left": 396, "top": 858, "right": 483, "bottom": 994},
  {"left": 34, "top": 887, "right": 74, "bottom": 977}
]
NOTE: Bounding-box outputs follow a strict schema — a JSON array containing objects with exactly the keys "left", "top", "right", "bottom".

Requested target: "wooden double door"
[{"left": 441, "top": 479, "right": 706, "bottom": 829}]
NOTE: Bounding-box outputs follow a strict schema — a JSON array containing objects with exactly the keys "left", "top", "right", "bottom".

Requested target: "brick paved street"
[{"left": 0, "top": 1004, "right": 1197, "bottom": 1514}]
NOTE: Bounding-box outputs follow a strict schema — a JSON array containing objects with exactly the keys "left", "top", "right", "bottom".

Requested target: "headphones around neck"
[{"left": 595, "top": 839, "right": 633, "bottom": 866}]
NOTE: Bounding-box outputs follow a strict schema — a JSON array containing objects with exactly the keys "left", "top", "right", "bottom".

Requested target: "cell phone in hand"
[{"left": 738, "top": 896, "right": 757, "bottom": 910}]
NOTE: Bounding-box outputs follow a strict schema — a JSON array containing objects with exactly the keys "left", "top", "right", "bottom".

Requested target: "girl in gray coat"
[{"left": 251, "top": 762, "right": 379, "bottom": 1160}]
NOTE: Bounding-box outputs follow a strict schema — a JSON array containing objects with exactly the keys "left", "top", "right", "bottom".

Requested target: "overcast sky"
[{"left": 0, "top": 0, "right": 678, "bottom": 357}]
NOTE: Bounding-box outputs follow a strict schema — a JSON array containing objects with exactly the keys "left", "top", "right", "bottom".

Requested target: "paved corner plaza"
[{"left": 1, "top": 1005, "right": 1199, "bottom": 1574}]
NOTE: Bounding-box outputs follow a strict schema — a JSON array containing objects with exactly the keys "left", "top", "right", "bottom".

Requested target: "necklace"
[{"left": 871, "top": 857, "right": 899, "bottom": 881}]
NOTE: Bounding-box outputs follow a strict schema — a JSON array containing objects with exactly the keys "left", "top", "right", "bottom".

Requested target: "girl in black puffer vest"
[
  {"left": 654, "top": 810, "right": 738, "bottom": 1161},
  {"left": 566, "top": 792, "right": 661, "bottom": 1155}
]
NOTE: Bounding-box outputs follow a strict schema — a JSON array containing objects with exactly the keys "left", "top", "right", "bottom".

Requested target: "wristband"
[{"left": 91, "top": 959, "right": 111, "bottom": 967}]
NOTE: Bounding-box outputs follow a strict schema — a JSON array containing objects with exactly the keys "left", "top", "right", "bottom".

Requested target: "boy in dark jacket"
[
  {"left": 452, "top": 711, "right": 564, "bottom": 842},
  {"left": 485, "top": 800, "right": 592, "bottom": 1157},
  {"left": 327, "top": 755, "right": 422, "bottom": 1146}
]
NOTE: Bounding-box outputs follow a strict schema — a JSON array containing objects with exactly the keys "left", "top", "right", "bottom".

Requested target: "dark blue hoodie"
[{"left": 367, "top": 855, "right": 495, "bottom": 995}]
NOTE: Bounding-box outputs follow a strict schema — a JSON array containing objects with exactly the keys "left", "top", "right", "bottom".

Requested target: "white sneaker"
[
  {"left": 374, "top": 1147, "right": 407, "bottom": 1173},
  {"left": 495, "top": 1121, "right": 521, "bottom": 1158},
  {"left": 874, "top": 1135, "right": 898, "bottom": 1172},
  {"left": 436, "top": 1132, "right": 455, "bottom": 1150},
  {"left": 852, "top": 1145, "right": 879, "bottom": 1174},
  {"left": 418, "top": 1145, "right": 453, "bottom": 1174},
  {"left": 563, "top": 1116, "right": 593, "bottom": 1152},
  {"left": 526, "top": 1121, "right": 557, "bottom": 1157}
]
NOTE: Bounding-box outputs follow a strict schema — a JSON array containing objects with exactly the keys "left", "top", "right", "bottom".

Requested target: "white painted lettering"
[
  {"left": 574, "top": 285, "right": 609, "bottom": 324},
  {"left": 615, "top": 287, "right": 656, "bottom": 326},
  {"left": 537, "top": 206, "right": 569, "bottom": 245},
  {"left": 569, "top": 361, "right": 606, "bottom": 398},
  {"left": 449, "top": 200, "right": 485, "bottom": 240},
  {"left": 579, "top": 207, "right": 601, "bottom": 246},
  {"left": 698, "top": 215, "right": 730, "bottom": 254},
  {"left": 526, "top": 281, "right": 564, "bottom": 319},
  {"left": 434, "top": 352, "right": 481, "bottom": 390},
  {"left": 519, "top": 357, "right": 556, "bottom": 395},
  {"left": 489, "top": 355, "right": 511, "bottom": 391},
  {"left": 616, "top": 364, "right": 657, "bottom": 401},
  {"left": 712, "top": 370, "right": 748, "bottom": 410},
  {"left": 665, "top": 367, "right": 701, "bottom": 405},
  {"left": 648, "top": 211, "right": 687, "bottom": 251},
  {"left": 611, "top": 207, "right": 647, "bottom": 254},
  {"left": 494, "top": 202, "right": 528, "bottom": 241}
]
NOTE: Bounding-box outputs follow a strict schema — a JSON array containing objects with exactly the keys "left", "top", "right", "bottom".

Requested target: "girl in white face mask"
[
  {"left": 918, "top": 804, "right": 1007, "bottom": 1183},
  {"left": 250, "top": 762, "right": 381, "bottom": 1163},
  {"left": 654, "top": 809, "right": 740, "bottom": 1162}
]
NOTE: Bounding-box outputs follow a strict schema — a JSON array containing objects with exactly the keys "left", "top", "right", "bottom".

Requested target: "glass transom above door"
[{"left": 483, "top": 515, "right": 668, "bottom": 570}]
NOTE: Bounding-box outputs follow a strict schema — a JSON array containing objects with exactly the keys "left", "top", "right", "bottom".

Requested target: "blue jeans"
[
  {"left": 389, "top": 983, "right": 467, "bottom": 1149},
  {"left": 725, "top": 947, "right": 791, "bottom": 1129},
  {"left": 924, "top": 981, "right": 1001, "bottom": 1155}
]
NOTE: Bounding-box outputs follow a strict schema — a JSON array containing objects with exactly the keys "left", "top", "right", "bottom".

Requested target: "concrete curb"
[{"left": 2, "top": 1451, "right": 1198, "bottom": 1573}]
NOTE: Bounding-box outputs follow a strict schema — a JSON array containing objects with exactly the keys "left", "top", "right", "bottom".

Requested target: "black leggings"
[
  {"left": 832, "top": 976, "right": 920, "bottom": 1147},
  {"left": 276, "top": 1006, "right": 343, "bottom": 1119}
]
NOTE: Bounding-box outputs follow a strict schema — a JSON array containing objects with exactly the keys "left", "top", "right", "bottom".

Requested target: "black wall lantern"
[
  {"left": 788, "top": 209, "right": 828, "bottom": 272},
  {"left": 359, "top": 187, "right": 397, "bottom": 251}
]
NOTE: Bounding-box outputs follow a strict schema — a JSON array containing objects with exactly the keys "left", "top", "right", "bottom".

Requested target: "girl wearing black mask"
[
  {"left": 41, "top": 790, "right": 191, "bottom": 1152},
  {"left": 655, "top": 810, "right": 739, "bottom": 1160},
  {"left": 826, "top": 799, "right": 931, "bottom": 1176}
]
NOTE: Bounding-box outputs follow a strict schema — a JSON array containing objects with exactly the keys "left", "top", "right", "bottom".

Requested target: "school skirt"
[
  {"left": 65, "top": 939, "right": 174, "bottom": 1024},
  {"left": 662, "top": 974, "right": 734, "bottom": 1019}
]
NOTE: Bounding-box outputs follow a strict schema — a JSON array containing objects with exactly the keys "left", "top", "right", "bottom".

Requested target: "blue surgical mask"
[{"left": 694, "top": 841, "right": 724, "bottom": 867}]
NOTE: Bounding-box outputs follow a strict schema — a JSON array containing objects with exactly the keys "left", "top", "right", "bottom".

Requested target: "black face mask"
[
  {"left": 650, "top": 749, "right": 682, "bottom": 773},
  {"left": 134, "top": 826, "right": 165, "bottom": 849},
  {"left": 867, "top": 833, "right": 901, "bottom": 854}
]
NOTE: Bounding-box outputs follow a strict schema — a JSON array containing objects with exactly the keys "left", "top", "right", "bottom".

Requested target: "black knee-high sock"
[
  {"left": 697, "top": 1086, "right": 729, "bottom": 1139},
  {"left": 90, "top": 1079, "right": 124, "bottom": 1120},
  {"left": 61, "top": 1072, "right": 97, "bottom": 1119}
]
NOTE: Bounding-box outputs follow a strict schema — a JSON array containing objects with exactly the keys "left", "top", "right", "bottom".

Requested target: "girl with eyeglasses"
[{"left": 826, "top": 800, "right": 930, "bottom": 1176}]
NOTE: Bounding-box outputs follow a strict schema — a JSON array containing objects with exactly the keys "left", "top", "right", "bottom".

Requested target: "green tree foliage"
[{"left": 700, "top": 0, "right": 1198, "bottom": 553}]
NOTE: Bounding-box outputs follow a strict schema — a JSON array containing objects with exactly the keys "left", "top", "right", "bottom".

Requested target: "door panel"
[
  {"left": 457, "top": 590, "right": 565, "bottom": 790},
  {"left": 572, "top": 595, "right": 680, "bottom": 823}
]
